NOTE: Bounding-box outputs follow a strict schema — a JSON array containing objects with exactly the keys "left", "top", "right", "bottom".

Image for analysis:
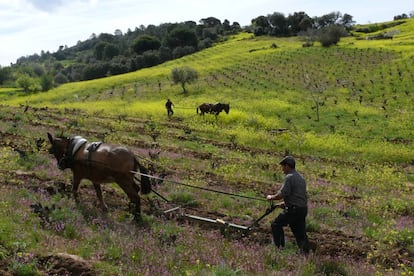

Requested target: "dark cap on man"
[{"left": 279, "top": 156, "right": 296, "bottom": 168}]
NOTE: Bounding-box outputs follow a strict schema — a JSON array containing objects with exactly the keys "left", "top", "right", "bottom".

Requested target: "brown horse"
[
  {"left": 196, "top": 102, "right": 230, "bottom": 117},
  {"left": 47, "top": 132, "right": 151, "bottom": 222}
]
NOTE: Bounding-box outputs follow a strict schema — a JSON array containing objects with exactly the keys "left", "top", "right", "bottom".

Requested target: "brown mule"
[
  {"left": 47, "top": 132, "right": 151, "bottom": 222},
  {"left": 196, "top": 102, "right": 230, "bottom": 116}
]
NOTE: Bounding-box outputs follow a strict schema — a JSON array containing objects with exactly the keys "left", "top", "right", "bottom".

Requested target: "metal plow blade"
[{"left": 163, "top": 207, "right": 251, "bottom": 232}]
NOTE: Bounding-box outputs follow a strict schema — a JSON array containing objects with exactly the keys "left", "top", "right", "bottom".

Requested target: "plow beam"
[{"left": 183, "top": 214, "right": 250, "bottom": 231}]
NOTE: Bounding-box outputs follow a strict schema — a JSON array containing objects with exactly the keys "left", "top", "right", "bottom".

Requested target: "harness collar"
[
  {"left": 68, "top": 136, "right": 87, "bottom": 157},
  {"left": 58, "top": 136, "right": 104, "bottom": 170}
]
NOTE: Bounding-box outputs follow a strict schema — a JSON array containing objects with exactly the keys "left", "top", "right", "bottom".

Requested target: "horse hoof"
[{"left": 134, "top": 214, "right": 143, "bottom": 225}]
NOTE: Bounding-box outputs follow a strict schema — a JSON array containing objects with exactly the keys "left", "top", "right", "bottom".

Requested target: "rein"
[
  {"left": 132, "top": 171, "right": 267, "bottom": 203},
  {"left": 56, "top": 151, "right": 266, "bottom": 203}
]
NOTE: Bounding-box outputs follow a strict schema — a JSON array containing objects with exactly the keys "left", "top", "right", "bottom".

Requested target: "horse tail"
[
  {"left": 135, "top": 158, "right": 151, "bottom": 194},
  {"left": 196, "top": 107, "right": 199, "bottom": 114}
]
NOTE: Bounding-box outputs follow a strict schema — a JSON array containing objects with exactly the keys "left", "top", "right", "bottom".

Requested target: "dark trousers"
[
  {"left": 167, "top": 108, "right": 173, "bottom": 117},
  {"left": 271, "top": 206, "right": 310, "bottom": 254}
]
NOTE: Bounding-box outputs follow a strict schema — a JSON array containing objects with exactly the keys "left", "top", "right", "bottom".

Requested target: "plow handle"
[{"left": 248, "top": 202, "right": 283, "bottom": 231}]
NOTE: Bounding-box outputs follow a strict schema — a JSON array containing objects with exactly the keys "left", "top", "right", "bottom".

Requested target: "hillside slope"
[
  {"left": 0, "top": 19, "right": 413, "bottom": 274},
  {"left": 2, "top": 19, "right": 414, "bottom": 163}
]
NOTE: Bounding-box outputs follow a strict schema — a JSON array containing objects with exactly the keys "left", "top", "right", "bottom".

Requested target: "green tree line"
[
  {"left": 1, "top": 10, "right": 410, "bottom": 92},
  {"left": 0, "top": 17, "right": 241, "bottom": 92}
]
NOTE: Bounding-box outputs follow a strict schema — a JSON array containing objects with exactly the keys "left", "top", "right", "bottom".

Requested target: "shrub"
[
  {"left": 318, "top": 25, "right": 347, "bottom": 47},
  {"left": 16, "top": 74, "right": 39, "bottom": 93},
  {"left": 198, "top": 38, "right": 213, "bottom": 50},
  {"left": 54, "top": 72, "right": 68, "bottom": 85},
  {"left": 172, "top": 46, "right": 196, "bottom": 59}
]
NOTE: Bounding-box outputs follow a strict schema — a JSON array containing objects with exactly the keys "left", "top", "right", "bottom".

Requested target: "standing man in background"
[
  {"left": 266, "top": 156, "right": 310, "bottom": 254},
  {"left": 165, "top": 99, "right": 174, "bottom": 118}
]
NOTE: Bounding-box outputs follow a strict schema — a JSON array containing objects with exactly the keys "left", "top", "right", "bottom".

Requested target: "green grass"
[{"left": 1, "top": 19, "right": 414, "bottom": 274}]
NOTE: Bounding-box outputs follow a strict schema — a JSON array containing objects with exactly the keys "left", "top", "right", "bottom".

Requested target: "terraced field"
[{"left": 0, "top": 19, "right": 413, "bottom": 274}]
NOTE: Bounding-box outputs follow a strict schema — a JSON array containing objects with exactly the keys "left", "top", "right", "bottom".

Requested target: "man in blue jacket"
[{"left": 266, "top": 156, "right": 310, "bottom": 254}]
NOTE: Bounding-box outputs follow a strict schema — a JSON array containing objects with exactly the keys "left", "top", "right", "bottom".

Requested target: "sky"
[{"left": 1, "top": 0, "right": 413, "bottom": 66}]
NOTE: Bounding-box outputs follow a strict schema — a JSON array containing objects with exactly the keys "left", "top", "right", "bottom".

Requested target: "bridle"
[{"left": 51, "top": 136, "right": 86, "bottom": 170}]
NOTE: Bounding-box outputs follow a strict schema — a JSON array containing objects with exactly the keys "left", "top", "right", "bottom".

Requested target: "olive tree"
[
  {"left": 318, "top": 25, "right": 347, "bottom": 47},
  {"left": 170, "top": 66, "right": 198, "bottom": 94}
]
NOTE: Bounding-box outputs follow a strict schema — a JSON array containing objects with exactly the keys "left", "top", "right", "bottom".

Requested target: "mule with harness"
[
  {"left": 47, "top": 131, "right": 283, "bottom": 232},
  {"left": 47, "top": 132, "right": 151, "bottom": 222},
  {"left": 196, "top": 102, "right": 230, "bottom": 117}
]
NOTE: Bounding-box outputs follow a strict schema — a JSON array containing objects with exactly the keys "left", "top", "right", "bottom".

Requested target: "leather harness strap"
[
  {"left": 87, "top": 142, "right": 103, "bottom": 178},
  {"left": 62, "top": 137, "right": 102, "bottom": 170}
]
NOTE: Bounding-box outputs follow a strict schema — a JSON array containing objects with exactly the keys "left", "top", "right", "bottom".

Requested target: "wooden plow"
[
  {"left": 162, "top": 203, "right": 282, "bottom": 234},
  {"left": 134, "top": 171, "right": 283, "bottom": 234}
]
